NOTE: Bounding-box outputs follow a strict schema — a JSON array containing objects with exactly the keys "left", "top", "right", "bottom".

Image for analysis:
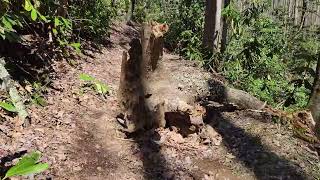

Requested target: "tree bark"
[
  {"left": 127, "top": 0, "right": 136, "bottom": 22},
  {"left": 309, "top": 55, "right": 320, "bottom": 136},
  {"left": 118, "top": 23, "right": 167, "bottom": 132},
  {"left": 118, "top": 23, "right": 267, "bottom": 133},
  {"left": 111, "top": 0, "right": 116, "bottom": 7},
  {"left": 299, "top": 0, "right": 307, "bottom": 29},
  {"left": 203, "top": 0, "right": 223, "bottom": 52},
  {"left": 220, "top": 0, "right": 230, "bottom": 53},
  {"left": 57, "top": 0, "right": 68, "bottom": 17}
]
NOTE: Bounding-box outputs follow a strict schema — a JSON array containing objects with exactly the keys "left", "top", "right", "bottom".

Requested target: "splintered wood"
[
  {"left": 118, "top": 22, "right": 170, "bottom": 132},
  {"left": 117, "top": 22, "right": 269, "bottom": 134},
  {"left": 118, "top": 22, "right": 205, "bottom": 133}
]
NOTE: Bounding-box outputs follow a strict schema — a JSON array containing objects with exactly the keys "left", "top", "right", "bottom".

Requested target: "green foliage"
[
  {"left": 132, "top": 0, "right": 207, "bottom": 62},
  {"left": 30, "top": 82, "right": 48, "bottom": 107},
  {"left": 79, "top": 73, "right": 109, "bottom": 95},
  {"left": 0, "top": 0, "right": 48, "bottom": 41},
  {"left": 69, "top": 0, "right": 116, "bottom": 40},
  {"left": 2, "top": 151, "right": 49, "bottom": 180},
  {"left": 220, "top": 0, "right": 319, "bottom": 109},
  {"left": 138, "top": 0, "right": 319, "bottom": 110},
  {"left": 0, "top": 101, "right": 17, "bottom": 112}
]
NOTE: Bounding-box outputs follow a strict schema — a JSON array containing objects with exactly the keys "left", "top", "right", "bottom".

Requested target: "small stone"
[
  {"left": 97, "top": 166, "right": 102, "bottom": 171},
  {"left": 73, "top": 166, "right": 82, "bottom": 171},
  {"left": 226, "top": 153, "right": 235, "bottom": 159},
  {"left": 184, "top": 156, "right": 192, "bottom": 165}
]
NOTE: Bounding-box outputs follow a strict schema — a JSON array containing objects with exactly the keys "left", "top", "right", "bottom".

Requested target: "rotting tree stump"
[{"left": 118, "top": 22, "right": 266, "bottom": 134}]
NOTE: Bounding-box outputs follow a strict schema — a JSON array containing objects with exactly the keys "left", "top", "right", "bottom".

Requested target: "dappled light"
[{"left": 0, "top": 0, "right": 319, "bottom": 179}]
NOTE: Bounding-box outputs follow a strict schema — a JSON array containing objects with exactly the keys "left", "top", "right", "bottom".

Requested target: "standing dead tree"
[
  {"left": 118, "top": 22, "right": 267, "bottom": 134},
  {"left": 118, "top": 22, "right": 168, "bottom": 132}
]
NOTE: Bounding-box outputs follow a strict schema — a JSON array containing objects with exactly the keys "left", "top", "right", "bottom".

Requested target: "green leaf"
[
  {"left": 0, "top": 26, "right": 4, "bottom": 34},
  {"left": 52, "top": 28, "right": 58, "bottom": 36},
  {"left": 2, "top": 151, "right": 48, "bottom": 180},
  {"left": 95, "top": 83, "right": 103, "bottom": 94},
  {"left": 17, "top": 163, "right": 48, "bottom": 176},
  {"left": 54, "top": 17, "right": 60, "bottom": 27},
  {"left": 2, "top": 17, "right": 13, "bottom": 30},
  {"left": 70, "top": 42, "right": 81, "bottom": 53},
  {"left": 0, "top": 101, "right": 17, "bottom": 112},
  {"left": 70, "top": 42, "right": 81, "bottom": 49},
  {"left": 24, "top": 0, "right": 33, "bottom": 12},
  {"left": 3, "top": 163, "right": 49, "bottom": 180},
  {"left": 33, "top": 96, "right": 47, "bottom": 107},
  {"left": 13, "top": 151, "right": 41, "bottom": 168},
  {"left": 31, "top": 9, "right": 37, "bottom": 21},
  {"left": 39, "top": 15, "right": 47, "bottom": 22},
  {"left": 61, "top": 17, "right": 71, "bottom": 29},
  {"left": 95, "top": 82, "right": 109, "bottom": 95},
  {"left": 79, "top": 73, "right": 95, "bottom": 81}
]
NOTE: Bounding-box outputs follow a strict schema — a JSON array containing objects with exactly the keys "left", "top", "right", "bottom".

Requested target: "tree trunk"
[
  {"left": 220, "top": 0, "right": 230, "bottom": 53},
  {"left": 127, "top": 0, "right": 136, "bottom": 22},
  {"left": 299, "top": 0, "right": 307, "bottom": 29},
  {"left": 203, "top": 0, "right": 223, "bottom": 52},
  {"left": 294, "top": 0, "right": 300, "bottom": 26},
  {"left": 118, "top": 23, "right": 167, "bottom": 132},
  {"left": 111, "top": 0, "right": 116, "bottom": 7},
  {"left": 57, "top": 0, "right": 68, "bottom": 17},
  {"left": 309, "top": 55, "right": 320, "bottom": 136}
]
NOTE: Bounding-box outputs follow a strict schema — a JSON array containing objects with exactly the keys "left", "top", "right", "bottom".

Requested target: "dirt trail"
[{"left": 0, "top": 22, "right": 319, "bottom": 180}]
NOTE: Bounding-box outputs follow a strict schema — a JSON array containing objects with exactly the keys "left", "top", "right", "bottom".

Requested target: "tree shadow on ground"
[
  {"left": 204, "top": 105, "right": 308, "bottom": 180},
  {"left": 127, "top": 129, "right": 170, "bottom": 179}
]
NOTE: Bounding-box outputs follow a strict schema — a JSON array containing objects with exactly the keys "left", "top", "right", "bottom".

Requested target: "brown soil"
[{"left": 0, "top": 22, "right": 319, "bottom": 180}]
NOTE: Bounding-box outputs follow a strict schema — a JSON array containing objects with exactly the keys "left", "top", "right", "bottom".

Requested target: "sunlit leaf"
[
  {"left": 39, "top": 15, "right": 47, "bottom": 22},
  {"left": 24, "top": 0, "right": 33, "bottom": 12},
  {"left": 54, "top": 17, "right": 60, "bottom": 27},
  {"left": 95, "top": 82, "right": 109, "bottom": 95},
  {"left": 31, "top": 9, "right": 37, "bottom": 21},
  {"left": 52, "top": 28, "right": 58, "bottom": 36},
  {"left": 3, "top": 151, "right": 49, "bottom": 180},
  {"left": 2, "top": 17, "right": 13, "bottom": 30},
  {"left": 79, "top": 73, "right": 95, "bottom": 81},
  {"left": 0, "top": 101, "right": 17, "bottom": 112}
]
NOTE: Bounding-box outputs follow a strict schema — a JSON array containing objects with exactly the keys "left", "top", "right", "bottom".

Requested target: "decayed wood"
[
  {"left": 118, "top": 38, "right": 151, "bottom": 132},
  {"left": 309, "top": 56, "right": 320, "bottom": 137},
  {"left": 118, "top": 23, "right": 269, "bottom": 133},
  {"left": 118, "top": 22, "right": 169, "bottom": 132},
  {"left": 141, "top": 22, "right": 168, "bottom": 74},
  {"left": 207, "top": 80, "right": 266, "bottom": 110}
]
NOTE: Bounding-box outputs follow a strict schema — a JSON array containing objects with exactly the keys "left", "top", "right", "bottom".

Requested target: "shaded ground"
[{"left": 0, "top": 22, "right": 319, "bottom": 180}]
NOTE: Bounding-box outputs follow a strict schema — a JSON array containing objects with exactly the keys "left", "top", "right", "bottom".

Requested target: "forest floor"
[{"left": 0, "top": 22, "right": 319, "bottom": 180}]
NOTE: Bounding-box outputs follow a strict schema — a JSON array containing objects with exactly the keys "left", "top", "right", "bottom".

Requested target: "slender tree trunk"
[
  {"left": 220, "top": 0, "right": 230, "bottom": 53},
  {"left": 299, "top": 0, "right": 307, "bottom": 28},
  {"left": 294, "top": 0, "right": 300, "bottom": 26},
  {"left": 127, "top": 0, "right": 136, "bottom": 22},
  {"left": 309, "top": 55, "right": 320, "bottom": 136},
  {"left": 57, "top": 0, "right": 68, "bottom": 17},
  {"left": 203, "top": 0, "right": 223, "bottom": 52},
  {"left": 111, "top": 0, "right": 116, "bottom": 7}
]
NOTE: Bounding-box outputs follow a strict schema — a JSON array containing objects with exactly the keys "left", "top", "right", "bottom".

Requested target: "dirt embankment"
[{"left": 0, "top": 22, "right": 319, "bottom": 180}]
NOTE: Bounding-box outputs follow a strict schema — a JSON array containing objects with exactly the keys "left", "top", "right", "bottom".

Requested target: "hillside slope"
[{"left": 0, "top": 22, "right": 319, "bottom": 180}]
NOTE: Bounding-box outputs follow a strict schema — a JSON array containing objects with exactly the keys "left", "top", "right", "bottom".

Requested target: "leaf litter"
[{"left": 0, "top": 22, "right": 318, "bottom": 180}]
